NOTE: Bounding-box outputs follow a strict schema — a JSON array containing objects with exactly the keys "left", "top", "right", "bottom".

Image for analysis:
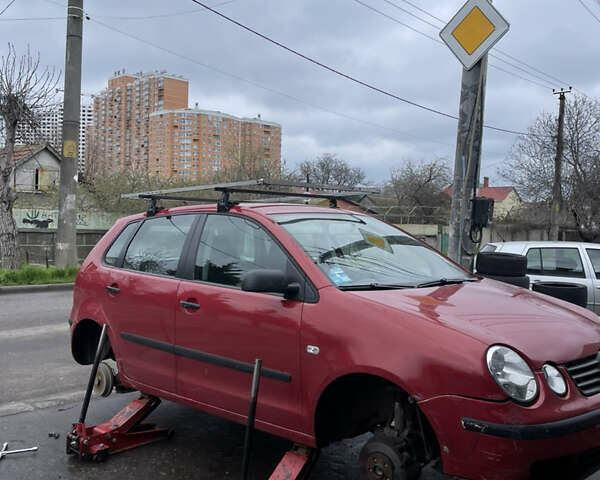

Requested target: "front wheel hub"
[{"left": 366, "top": 452, "right": 394, "bottom": 479}]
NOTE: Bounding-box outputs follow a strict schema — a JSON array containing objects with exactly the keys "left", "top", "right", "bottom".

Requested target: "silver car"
[{"left": 481, "top": 241, "right": 600, "bottom": 314}]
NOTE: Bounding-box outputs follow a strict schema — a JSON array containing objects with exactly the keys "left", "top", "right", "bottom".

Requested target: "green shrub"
[{"left": 0, "top": 264, "right": 79, "bottom": 286}]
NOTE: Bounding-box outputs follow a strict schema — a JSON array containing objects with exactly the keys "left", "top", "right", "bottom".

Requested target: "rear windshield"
[{"left": 270, "top": 213, "right": 470, "bottom": 287}]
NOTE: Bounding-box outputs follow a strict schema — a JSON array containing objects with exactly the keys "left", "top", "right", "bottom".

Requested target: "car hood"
[{"left": 348, "top": 278, "right": 600, "bottom": 368}]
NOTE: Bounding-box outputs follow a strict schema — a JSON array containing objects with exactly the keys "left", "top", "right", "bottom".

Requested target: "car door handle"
[
  {"left": 105, "top": 285, "right": 120, "bottom": 294},
  {"left": 179, "top": 300, "right": 200, "bottom": 310}
]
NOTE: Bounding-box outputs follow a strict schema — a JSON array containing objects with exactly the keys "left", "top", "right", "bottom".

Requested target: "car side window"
[
  {"left": 526, "top": 248, "right": 542, "bottom": 274},
  {"left": 123, "top": 215, "right": 196, "bottom": 276},
  {"left": 195, "top": 214, "right": 290, "bottom": 288},
  {"left": 539, "top": 248, "right": 585, "bottom": 278},
  {"left": 104, "top": 221, "right": 140, "bottom": 266},
  {"left": 586, "top": 249, "right": 600, "bottom": 280}
]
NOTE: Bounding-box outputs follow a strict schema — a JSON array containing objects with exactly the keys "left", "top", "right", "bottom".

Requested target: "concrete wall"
[{"left": 17, "top": 229, "right": 106, "bottom": 266}]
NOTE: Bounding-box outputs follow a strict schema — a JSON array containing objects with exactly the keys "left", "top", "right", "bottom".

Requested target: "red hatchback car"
[{"left": 70, "top": 202, "right": 600, "bottom": 479}]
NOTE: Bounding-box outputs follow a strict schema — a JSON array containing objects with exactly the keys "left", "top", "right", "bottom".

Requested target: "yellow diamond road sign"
[{"left": 440, "top": 0, "right": 509, "bottom": 70}]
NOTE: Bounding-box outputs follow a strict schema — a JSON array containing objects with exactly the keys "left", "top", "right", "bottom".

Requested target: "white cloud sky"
[{"left": 3, "top": 0, "right": 599, "bottom": 186}]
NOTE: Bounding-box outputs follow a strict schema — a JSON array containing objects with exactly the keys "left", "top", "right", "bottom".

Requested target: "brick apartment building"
[
  {"left": 89, "top": 71, "right": 281, "bottom": 179},
  {"left": 89, "top": 71, "right": 188, "bottom": 171},
  {"left": 149, "top": 108, "right": 281, "bottom": 179}
]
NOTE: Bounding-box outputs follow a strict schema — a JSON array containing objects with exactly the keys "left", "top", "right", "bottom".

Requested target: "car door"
[
  {"left": 525, "top": 246, "right": 592, "bottom": 308},
  {"left": 585, "top": 248, "right": 600, "bottom": 314},
  {"left": 102, "top": 213, "right": 198, "bottom": 393},
  {"left": 175, "top": 213, "right": 306, "bottom": 431}
]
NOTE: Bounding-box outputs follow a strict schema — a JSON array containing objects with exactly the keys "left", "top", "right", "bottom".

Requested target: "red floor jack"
[{"left": 66, "top": 325, "right": 171, "bottom": 462}]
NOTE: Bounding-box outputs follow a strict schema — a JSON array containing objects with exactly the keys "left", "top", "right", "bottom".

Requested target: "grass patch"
[{"left": 0, "top": 264, "right": 79, "bottom": 286}]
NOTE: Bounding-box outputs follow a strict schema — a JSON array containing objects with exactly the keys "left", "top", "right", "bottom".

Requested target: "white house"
[{"left": 8, "top": 143, "right": 62, "bottom": 193}]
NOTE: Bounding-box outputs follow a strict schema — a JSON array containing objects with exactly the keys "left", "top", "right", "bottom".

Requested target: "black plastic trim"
[
  {"left": 120, "top": 332, "right": 292, "bottom": 383},
  {"left": 461, "top": 408, "right": 600, "bottom": 440}
]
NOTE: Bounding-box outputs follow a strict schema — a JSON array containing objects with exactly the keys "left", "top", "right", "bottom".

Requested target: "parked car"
[
  {"left": 70, "top": 204, "right": 600, "bottom": 480},
  {"left": 481, "top": 241, "right": 600, "bottom": 313}
]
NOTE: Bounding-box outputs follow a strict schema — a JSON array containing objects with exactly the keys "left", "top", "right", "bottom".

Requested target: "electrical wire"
[
  {"left": 0, "top": 0, "right": 17, "bottom": 16},
  {"left": 354, "top": 0, "right": 556, "bottom": 90},
  {"left": 578, "top": 0, "right": 600, "bottom": 24},
  {"left": 188, "top": 0, "right": 529, "bottom": 136},
  {"left": 380, "top": 0, "right": 589, "bottom": 97},
  {"left": 89, "top": 0, "right": 241, "bottom": 20},
  {"left": 85, "top": 17, "right": 453, "bottom": 149},
  {"left": 0, "top": 16, "right": 63, "bottom": 21}
]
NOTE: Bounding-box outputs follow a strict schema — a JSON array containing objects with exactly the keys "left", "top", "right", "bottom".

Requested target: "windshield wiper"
[
  {"left": 416, "top": 278, "right": 477, "bottom": 288},
  {"left": 338, "top": 283, "right": 415, "bottom": 291}
]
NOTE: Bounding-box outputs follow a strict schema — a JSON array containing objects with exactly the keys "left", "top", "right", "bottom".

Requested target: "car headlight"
[
  {"left": 542, "top": 364, "right": 567, "bottom": 397},
  {"left": 486, "top": 345, "right": 538, "bottom": 403}
]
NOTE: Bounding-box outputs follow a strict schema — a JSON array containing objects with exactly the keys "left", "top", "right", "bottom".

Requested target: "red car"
[{"left": 70, "top": 202, "right": 600, "bottom": 479}]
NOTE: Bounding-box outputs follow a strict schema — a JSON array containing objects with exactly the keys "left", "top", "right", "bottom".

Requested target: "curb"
[{"left": 0, "top": 282, "right": 74, "bottom": 295}]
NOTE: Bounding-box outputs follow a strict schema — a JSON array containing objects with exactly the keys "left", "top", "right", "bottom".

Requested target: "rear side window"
[
  {"left": 526, "top": 247, "right": 585, "bottom": 278},
  {"left": 526, "top": 248, "right": 542, "bottom": 274},
  {"left": 104, "top": 221, "right": 139, "bottom": 266},
  {"left": 194, "top": 214, "right": 290, "bottom": 287},
  {"left": 123, "top": 215, "right": 196, "bottom": 276},
  {"left": 480, "top": 244, "right": 497, "bottom": 252},
  {"left": 586, "top": 249, "right": 600, "bottom": 280}
]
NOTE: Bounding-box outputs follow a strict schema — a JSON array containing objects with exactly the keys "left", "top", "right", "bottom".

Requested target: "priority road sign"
[{"left": 440, "top": 0, "right": 509, "bottom": 70}]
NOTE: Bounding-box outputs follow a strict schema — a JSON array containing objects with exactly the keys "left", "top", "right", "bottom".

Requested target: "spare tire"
[
  {"left": 480, "top": 274, "right": 530, "bottom": 289},
  {"left": 532, "top": 282, "right": 588, "bottom": 308},
  {"left": 476, "top": 252, "right": 527, "bottom": 277}
]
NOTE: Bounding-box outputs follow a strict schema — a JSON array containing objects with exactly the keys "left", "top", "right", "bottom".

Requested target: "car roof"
[
  {"left": 117, "top": 202, "right": 366, "bottom": 223},
  {"left": 486, "top": 240, "right": 600, "bottom": 249}
]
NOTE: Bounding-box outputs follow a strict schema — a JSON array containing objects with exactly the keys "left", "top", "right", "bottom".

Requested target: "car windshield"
[{"left": 270, "top": 213, "right": 473, "bottom": 288}]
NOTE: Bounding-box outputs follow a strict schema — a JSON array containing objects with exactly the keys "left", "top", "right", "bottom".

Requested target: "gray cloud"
[{"left": 3, "top": 0, "right": 599, "bottom": 184}]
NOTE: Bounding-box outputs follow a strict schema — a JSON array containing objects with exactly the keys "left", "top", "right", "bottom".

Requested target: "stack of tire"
[{"left": 476, "top": 252, "right": 530, "bottom": 288}]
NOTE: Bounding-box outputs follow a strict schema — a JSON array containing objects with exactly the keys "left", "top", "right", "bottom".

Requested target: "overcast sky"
[{"left": 2, "top": 0, "right": 599, "bottom": 185}]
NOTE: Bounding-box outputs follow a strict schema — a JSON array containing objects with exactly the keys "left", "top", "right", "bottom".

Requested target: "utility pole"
[
  {"left": 56, "top": 0, "right": 83, "bottom": 267},
  {"left": 448, "top": 55, "right": 488, "bottom": 265},
  {"left": 549, "top": 87, "right": 571, "bottom": 241}
]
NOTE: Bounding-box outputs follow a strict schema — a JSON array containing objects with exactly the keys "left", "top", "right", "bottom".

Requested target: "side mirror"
[{"left": 242, "top": 269, "right": 300, "bottom": 300}]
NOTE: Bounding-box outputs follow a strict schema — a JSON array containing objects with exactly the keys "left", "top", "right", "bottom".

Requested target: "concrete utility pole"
[
  {"left": 56, "top": 0, "right": 83, "bottom": 268},
  {"left": 549, "top": 87, "right": 571, "bottom": 241},
  {"left": 448, "top": 55, "right": 488, "bottom": 265}
]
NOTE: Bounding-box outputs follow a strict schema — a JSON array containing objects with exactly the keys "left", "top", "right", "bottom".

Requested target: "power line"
[
  {"left": 578, "top": 0, "right": 600, "bottom": 24},
  {"left": 354, "top": 0, "right": 556, "bottom": 90},
  {"left": 0, "top": 16, "right": 63, "bottom": 21},
  {"left": 84, "top": 17, "right": 454, "bottom": 149},
  {"left": 188, "top": 0, "right": 528, "bottom": 136},
  {"left": 89, "top": 0, "right": 241, "bottom": 20},
  {"left": 39, "top": 0, "right": 459, "bottom": 148},
  {"left": 379, "top": 0, "right": 589, "bottom": 96},
  {"left": 0, "top": 0, "right": 17, "bottom": 16}
]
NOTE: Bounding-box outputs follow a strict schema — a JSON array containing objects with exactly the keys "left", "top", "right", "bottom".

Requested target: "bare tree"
[
  {"left": 501, "top": 94, "right": 600, "bottom": 241},
  {"left": 387, "top": 158, "right": 450, "bottom": 223},
  {"left": 298, "top": 153, "right": 366, "bottom": 187},
  {"left": 0, "top": 44, "right": 59, "bottom": 268}
]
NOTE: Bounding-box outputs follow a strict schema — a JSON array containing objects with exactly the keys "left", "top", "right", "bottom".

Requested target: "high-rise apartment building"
[
  {"left": 89, "top": 71, "right": 281, "bottom": 179},
  {"left": 88, "top": 71, "right": 189, "bottom": 171},
  {"left": 148, "top": 108, "right": 281, "bottom": 179},
  {"left": 14, "top": 103, "right": 93, "bottom": 172}
]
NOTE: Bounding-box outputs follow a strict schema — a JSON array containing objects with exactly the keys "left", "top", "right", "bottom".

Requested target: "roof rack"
[{"left": 121, "top": 179, "right": 380, "bottom": 217}]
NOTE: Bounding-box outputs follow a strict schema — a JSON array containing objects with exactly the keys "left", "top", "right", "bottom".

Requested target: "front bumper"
[
  {"left": 461, "top": 406, "right": 600, "bottom": 440},
  {"left": 419, "top": 389, "right": 600, "bottom": 480}
]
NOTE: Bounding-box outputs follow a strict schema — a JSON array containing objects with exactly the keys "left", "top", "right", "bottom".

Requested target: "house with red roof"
[{"left": 444, "top": 177, "right": 522, "bottom": 220}]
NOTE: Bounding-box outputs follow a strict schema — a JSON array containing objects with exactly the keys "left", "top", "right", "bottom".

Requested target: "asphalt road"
[
  {"left": 1, "top": 289, "right": 599, "bottom": 480},
  {"left": 0, "top": 289, "right": 408, "bottom": 479}
]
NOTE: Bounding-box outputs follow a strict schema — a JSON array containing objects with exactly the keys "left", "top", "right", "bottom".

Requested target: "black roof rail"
[{"left": 121, "top": 179, "right": 380, "bottom": 217}]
